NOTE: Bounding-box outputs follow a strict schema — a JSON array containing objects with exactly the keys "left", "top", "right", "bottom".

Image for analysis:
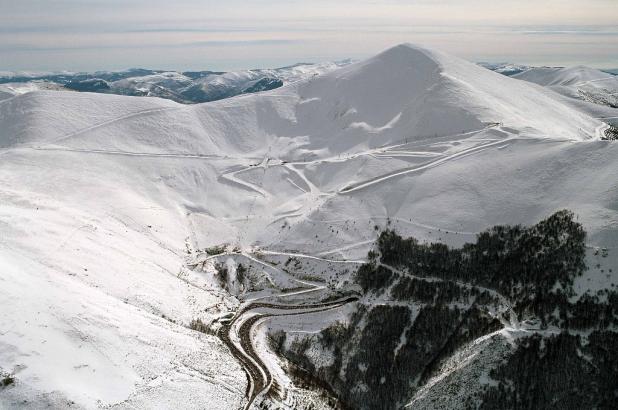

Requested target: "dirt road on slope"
[{"left": 218, "top": 296, "right": 358, "bottom": 410}]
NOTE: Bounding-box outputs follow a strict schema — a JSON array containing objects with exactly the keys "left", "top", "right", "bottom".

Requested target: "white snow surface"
[
  {"left": 0, "top": 81, "right": 65, "bottom": 100},
  {"left": 513, "top": 66, "right": 618, "bottom": 119},
  {"left": 1, "top": 43, "right": 617, "bottom": 408},
  {"left": 513, "top": 66, "right": 616, "bottom": 88}
]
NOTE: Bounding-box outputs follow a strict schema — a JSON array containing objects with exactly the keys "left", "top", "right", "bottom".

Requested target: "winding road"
[{"left": 218, "top": 296, "right": 358, "bottom": 410}]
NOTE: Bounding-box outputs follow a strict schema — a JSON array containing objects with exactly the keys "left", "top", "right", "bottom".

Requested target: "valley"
[{"left": 1, "top": 44, "right": 617, "bottom": 409}]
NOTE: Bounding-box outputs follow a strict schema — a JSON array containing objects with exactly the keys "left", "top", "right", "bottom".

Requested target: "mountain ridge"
[
  {"left": 0, "top": 61, "right": 353, "bottom": 104},
  {"left": 0, "top": 43, "right": 617, "bottom": 409}
]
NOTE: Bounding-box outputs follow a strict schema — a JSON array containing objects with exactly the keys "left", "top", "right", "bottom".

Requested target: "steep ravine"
[{"left": 271, "top": 210, "right": 618, "bottom": 409}]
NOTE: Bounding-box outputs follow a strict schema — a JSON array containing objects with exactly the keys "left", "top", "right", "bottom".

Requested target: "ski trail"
[
  {"left": 31, "top": 146, "right": 225, "bottom": 159},
  {"left": 239, "top": 156, "right": 270, "bottom": 244},
  {"left": 220, "top": 166, "right": 269, "bottom": 198},
  {"left": 282, "top": 124, "right": 500, "bottom": 168},
  {"left": 315, "top": 240, "right": 375, "bottom": 257},
  {"left": 43, "top": 106, "right": 181, "bottom": 146},
  {"left": 378, "top": 260, "right": 518, "bottom": 328},
  {"left": 258, "top": 249, "right": 366, "bottom": 265},
  {"left": 573, "top": 77, "right": 617, "bottom": 87},
  {"left": 285, "top": 177, "right": 308, "bottom": 193},
  {"left": 339, "top": 138, "right": 509, "bottom": 194}
]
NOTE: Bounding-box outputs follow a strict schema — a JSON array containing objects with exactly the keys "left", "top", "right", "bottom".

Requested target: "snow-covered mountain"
[
  {"left": 480, "top": 63, "right": 618, "bottom": 134},
  {"left": 514, "top": 65, "right": 616, "bottom": 87},
  {"left": 0, "top": 61, "right": 353, "bottom": 104},
  {"left": 478, "top": 62, "right": 531, "bottom": 76},
  {"left": 513, "top": 66, "right": 618, "bottom": 116},
  {"left": 1, "top": 44, "right": 617, "bottom": 409}
]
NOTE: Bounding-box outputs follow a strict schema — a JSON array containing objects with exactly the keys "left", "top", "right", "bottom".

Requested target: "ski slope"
[{"left": 1, "top": 43, "right": 617, "bottom": 408}]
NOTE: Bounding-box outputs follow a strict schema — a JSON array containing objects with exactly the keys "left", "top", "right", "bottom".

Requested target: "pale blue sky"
[{"left": 1, "top": 0, "right": 617, "bottom": 71}]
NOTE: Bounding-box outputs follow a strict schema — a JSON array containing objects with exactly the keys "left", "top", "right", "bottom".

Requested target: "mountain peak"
[
  {"left": 297, "top": 42, "right": 600, "bottom": 144},
  {"left": 368, "top": 43, "right": 444, "bottom": 69}
]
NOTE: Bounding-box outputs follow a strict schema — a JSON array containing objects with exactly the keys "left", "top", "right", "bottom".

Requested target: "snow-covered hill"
[
  {"left": 1, "top": 44, "right": 616, "bottom": 409},
  {"left": 514, "top": 65, "right": 616, "bottom": 87},
  {"left": 0, "top": 81, "right": 65, "bottom": 100},
  {"left": 109, "top": 62, "right": 353, "bottom": 103},
  {"left": 513, "top": 65, "right": 618, "bottom": 117},
  {"left": 478, "top": 62, "right": 530, "bottom": 76}
]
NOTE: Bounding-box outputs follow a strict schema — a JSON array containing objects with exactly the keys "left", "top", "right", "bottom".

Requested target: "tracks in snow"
[
  {"left": 31, "top": 146, "right": 226, "bottom": 159},
  {"left": 45, "top": 106, "right": 181, "bottom": 146},
  {"left": 339, "top": 137, "right": 509, "bottom": 194},
  {"left": 32, "top": 123, "right": 506, "bottom": 206},
  {"left": 215, "top": 124, "right": 507, "bottom": 224},
  {"left": 376, "top": 257, "right": 519, "bottom": 328}
]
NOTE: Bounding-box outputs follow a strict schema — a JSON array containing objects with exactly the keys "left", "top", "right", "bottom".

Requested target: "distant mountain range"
[
  {"left": 0, "top": 62, "right": 353, "bottom": 104},
  {"left": 478, "top": 62, "right": 532, "bottom": 76},
  {"left": 480, "top": 62, "right": 618, "bottom": 78},
  {"left": 2, "top": 61, "right": 615, "bottom": 111}
]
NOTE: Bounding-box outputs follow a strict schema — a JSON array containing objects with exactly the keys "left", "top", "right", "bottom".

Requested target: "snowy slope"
[
  {"left": 0, "top": 89, "right": 13, "bottom": 101},
  {"left": 1, "top": 43, "right": 617, "bottom": 408},
  {"left": 0, "top": 81, "right": 65, "bottom": 100},
  {"left": 513, "top": 66, "right": 618, "bottom": 116},
  {"left": 514, "top": 65, "right": 616, "bottom": 87}
]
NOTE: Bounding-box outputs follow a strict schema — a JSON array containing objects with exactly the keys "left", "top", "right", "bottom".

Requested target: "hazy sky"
[{"left": 1, "top": 0, "right": 617, "bottom": 71}]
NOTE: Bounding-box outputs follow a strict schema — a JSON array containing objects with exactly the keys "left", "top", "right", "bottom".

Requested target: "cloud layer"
[{"left": 1, "top": 0, "right": 617, "bottom": 71}]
